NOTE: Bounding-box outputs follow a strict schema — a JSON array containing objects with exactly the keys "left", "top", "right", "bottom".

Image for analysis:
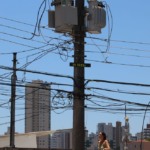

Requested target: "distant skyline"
[{"left": 1, "top": 0, "right": 150, "bottom": 136}]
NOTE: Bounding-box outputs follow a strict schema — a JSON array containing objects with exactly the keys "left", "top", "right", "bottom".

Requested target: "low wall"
[{"left": 0, "top": 148, "right": 71, "bottom": 150}]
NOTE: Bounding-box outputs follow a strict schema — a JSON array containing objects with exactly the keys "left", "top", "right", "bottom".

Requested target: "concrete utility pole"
[
  {"left": 10, "top": 52, "right": 17, "bottom": 148},
  {"left": 48, "top": 1, "right": 106, "bottom": 149},
  {"left": 72, "top": 0, "right": 85, "bottom": 150}
]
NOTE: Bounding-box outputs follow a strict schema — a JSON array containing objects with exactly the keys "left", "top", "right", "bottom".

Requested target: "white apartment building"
[{"left": 25, "top": 80, "right": 51, "bottom": 148}]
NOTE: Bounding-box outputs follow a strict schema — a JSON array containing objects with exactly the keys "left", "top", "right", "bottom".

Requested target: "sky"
[{"left": 1, "top": 0, "right": 150, "bottom": 136}]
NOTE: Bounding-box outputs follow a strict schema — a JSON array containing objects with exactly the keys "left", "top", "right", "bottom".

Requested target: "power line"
[
  {"left": 86, "top": 86, "right": 150, "bottom": 96},
  {"left": 86, "top": 79, "right": 150, "bottom": 87},
  {"left": 88, "top": 94, "right": 149, "bottom": 107},
  {"left": 0, "top": 65, "right": 73, "bottom": 80}
]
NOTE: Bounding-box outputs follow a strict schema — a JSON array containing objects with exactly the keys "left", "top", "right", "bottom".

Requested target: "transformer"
[
  {"left": 48, "top": 0, "right": 106, "bottom": 34},
  {"left": 86, "top": 0, "right": 106, "bottom": 34},
  {"left": 48, "top": 0, "right": 78, "bottom": 33}
]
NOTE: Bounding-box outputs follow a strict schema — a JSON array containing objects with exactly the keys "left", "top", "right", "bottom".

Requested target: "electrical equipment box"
[
  {"left": 86, "top": 0, "right": 106, "bottom": 34},
  {"left": 48, "top": 0, "right": 78, "bottom": 33},
  {"left": 48, "top": 10, "right": 55, "bottom": 28},
  {"left": 55, "top": 6, "right": 78, "bottom": 33}
]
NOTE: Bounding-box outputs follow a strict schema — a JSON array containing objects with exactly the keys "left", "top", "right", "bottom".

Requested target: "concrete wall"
[{"left": 0, "top": 148, "right": 71, "bottom": 150}]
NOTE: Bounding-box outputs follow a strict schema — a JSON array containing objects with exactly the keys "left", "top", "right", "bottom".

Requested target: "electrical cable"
[{"left": 140, "top": 101, "right": 150, "bottom": 150}]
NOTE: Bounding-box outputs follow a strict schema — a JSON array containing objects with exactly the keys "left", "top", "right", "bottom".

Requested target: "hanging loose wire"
[
  {"left": 140, "top": 101, "right": 150, "bottom": 150},
  {"left": 26, "top": 0, "right": 47, "bottom": 40}
]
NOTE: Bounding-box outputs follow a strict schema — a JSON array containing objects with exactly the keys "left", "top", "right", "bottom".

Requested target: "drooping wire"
[
  {"left": 140, "top": 101, "right": 150, "bottom": 150},
  {"left": 102, "top": 1, "right": 113, "bottom": 52},
  {"left": 26, "top": 0, "right": 47, "bottom": 40}
]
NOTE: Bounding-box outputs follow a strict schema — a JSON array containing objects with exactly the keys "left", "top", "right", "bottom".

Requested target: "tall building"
[
  {"left": 113, "top": 127, "right": 116, "bottom": 149},
  {"left": 116, "top": 121, "right": 122, "bottom": 150},
  {"left": 25, "top": 80, "right": 51, "bottom": 148},
  {"left": 97, "top": 123, "right": 113, "bottom": 141},
  {"left": 105, "top": 123, "right": 113, "bottom": 141},
  {"left": 97, "top": 123, "right": 106, "bottom": 134}
]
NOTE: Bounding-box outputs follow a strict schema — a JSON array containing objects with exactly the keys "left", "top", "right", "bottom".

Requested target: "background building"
[
  {"left": 51, "top": 129, "right": 72, "bottom": 149},
  {"left": 143, "top": 124, "right": 150, "bottom": 140},
  {"left": 51, "top": 129, "right": 88, "bottom": 149},
  {"left": 25, "top": 80, "right": 51, "bottom": 148},
  {"left": 116, "top": 121, "right": 122, "bottom": 150},
  {"left": 128, "top": 140, "right": 150, "bottom": 150},
  {"left": 97, "top": 123, "right": 113, "bottom": 140},
  {"left": 96, "top": 121, "right": 124, "bottom": 150}
]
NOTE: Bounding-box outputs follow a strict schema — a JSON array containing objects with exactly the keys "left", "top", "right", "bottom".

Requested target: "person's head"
[{"left": 99, "top": 132, "right": 106, "bottom": 140}]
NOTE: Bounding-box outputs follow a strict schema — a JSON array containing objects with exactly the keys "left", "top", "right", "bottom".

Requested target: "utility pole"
[
  {"left": 48, "top": 1, "right": 106, "bottom": 149},
  {"left": 72, "top": 0, "right": 85, "bottom": 150},
  {"left": 10, "top": 52, "right": 17, "bottom": 148}
]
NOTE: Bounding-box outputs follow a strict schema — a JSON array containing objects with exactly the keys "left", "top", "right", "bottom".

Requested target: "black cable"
[
  {"left": 85, "top": 78, "right": 150, "bottom": 87},
  {"left": 0, "top": 65, "right": 73, "bottom": 80},
  {"left": 140, "top": 101, "right": 150, "bottom": 150},
  {"left": 0, "top": 38, "right": 73, "bottom": 78},
  {"left": 1, "top": 16, "right": 150, "bottom": 46},
  {"left": 88, "top": 94, "right": 149, "bottom": 107},
  {"left": 27, "top": 0, "right": 47, "bottom": 40},
  {"left": 86, "top": 86, "right": 150, "bottom": 96}
]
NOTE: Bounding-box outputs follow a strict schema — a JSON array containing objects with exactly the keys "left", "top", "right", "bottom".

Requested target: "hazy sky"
[{"left": 1, "top": 0, "right": 150, "bottom": 136}]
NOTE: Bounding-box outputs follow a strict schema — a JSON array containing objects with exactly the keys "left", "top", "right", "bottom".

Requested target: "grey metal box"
[{"left": 55, "top": 6, "right": 78, "bottom": 33}]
